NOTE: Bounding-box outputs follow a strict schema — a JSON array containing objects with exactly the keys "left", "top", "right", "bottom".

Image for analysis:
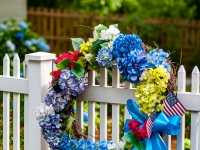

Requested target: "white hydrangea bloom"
[
  {"left": 107, "top": 142, "right": 116, "bottom": 149},
  {"left": 117, "top": 141, "right": 126, "bottom": 149},
  {"left": 93, "top": 24, "right": 103, "bottom": 39},
  {"left": 6, "top": 40, "right": 15, "bottom": 51},
  {"left": 93, "top": 31, "right": 98, "bottom": 39},
  {"left": 35, "top": 103, "right": 55, "bottom": 120},
  {"left": 100, "top": 25, "right": 120, "bottom": 40},
  {"left": 108, "top": 25, "right": 120, "bottom": 36},
  {"left": 85, "top": 53, "right": 92, "bottom": 62}
]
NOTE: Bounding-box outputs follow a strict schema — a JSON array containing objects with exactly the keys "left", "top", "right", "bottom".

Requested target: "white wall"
[{"left": 0, "top": 0, "right": 27, "bottom": 22}]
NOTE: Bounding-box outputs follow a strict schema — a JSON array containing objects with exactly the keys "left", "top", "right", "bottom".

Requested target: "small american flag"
[
  {"left": 163, "top": 91, "right": 186, "bottom": 117},
  {"left": 146, "top": 110, "right": 157, "bottom": 138}
]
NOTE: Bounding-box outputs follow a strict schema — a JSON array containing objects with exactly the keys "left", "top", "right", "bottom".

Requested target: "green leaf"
[
  {"left": 59, "top": 112, "right": 67, "bottom": 119},
  {"left": 124, "top": 142, "right": 134, "bottom": 150},
  {"left": 63, "top": 116, "right": 75, "bottom": 132},
  {"left": 56, "top": 58, "right": 70, "bottom": 70},
  {"left": 92, "top": 40, "right": 106, "bottom": 52},
  {"left": 100, "top": 42, "right": 109, "bottom": 48},
  {"left": 122, "top": 131, "right": 135, "bottom": 143},
  {"left": 64, "top": 100, "right": 73, "bottom": 111},
  {"left": 71, "top": 62, "right": 85, "bottom": 79},
  {"left": 96, "top": 25, "right": 108, "bottom": 37},
  {"left": 71, "top": 38, "right": 84, "bottom": 51},
  {"left": 77, "top": 56, "right": 86, "bottom": 68},
  {"left": 97, "top": 25, "right": 108, "bottom": 31}
]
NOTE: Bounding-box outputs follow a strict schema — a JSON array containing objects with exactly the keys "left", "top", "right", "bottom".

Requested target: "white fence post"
[{"left": 24, "top": 52, "right": 55, "bottom": 150}]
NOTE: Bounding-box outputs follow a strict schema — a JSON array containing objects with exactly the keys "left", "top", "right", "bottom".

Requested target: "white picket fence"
[{"left": 0, "top": 52, "right": 200, "bottom": 150}]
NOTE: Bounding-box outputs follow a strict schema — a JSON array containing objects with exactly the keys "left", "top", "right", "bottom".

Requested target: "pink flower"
[{"left": 128, "top": 120, "right": 148, "bottom": 139}]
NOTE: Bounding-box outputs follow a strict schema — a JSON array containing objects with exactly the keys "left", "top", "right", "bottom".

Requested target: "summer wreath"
[{"left": 35, "top": 24, "right": 186, "bottom": 150}]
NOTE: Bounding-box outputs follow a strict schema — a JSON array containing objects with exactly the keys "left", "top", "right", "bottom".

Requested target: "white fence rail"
[{"left": 0, "top": 52, "right": 200, "bottom": 150}]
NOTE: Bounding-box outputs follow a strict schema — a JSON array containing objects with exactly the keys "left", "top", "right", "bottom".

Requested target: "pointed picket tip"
[
  {"left": 192, "top": 66, "right": 199, "bottom": 74},
  {"left": 3, "top": 53, "right": 10, "bottom": 61},
  {"left": 13, "top": 53, "right": 20, "bottom": 61},
  {"left": 178, "top": 65, "right": 186, "bottom": 73}
]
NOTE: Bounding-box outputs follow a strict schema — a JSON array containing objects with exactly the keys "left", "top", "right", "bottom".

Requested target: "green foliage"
[
  {"left": 184, "top": 138, "right": 191, "bottom": 150},
  {"left": 28, "top": 0, "right": 200, "bottom": 19},
  {"left": 71, "top": 62, "right": 85, "bottom": 79},
  {"left": 56, "top": 58, "right": 71, "bottom": 70},
  {"left": 71, "top": 38, "right": 84, "bottom": 51},
  {"left": 92, "top": 40, "right": 107, "bottom": 52}
]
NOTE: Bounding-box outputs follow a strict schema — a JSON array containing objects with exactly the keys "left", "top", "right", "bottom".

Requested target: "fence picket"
[
  {"left": 112, "top": 67, "right": 119, "bottom": 88},
  {"left": 100, "top": 67, "right": 107, "bottom": 87},
  {"left": 88, "top": 70, "right": 95, "bottom": 86},
  {"left": 124, "top": 81, "right": 131, "bottom": 122},
  {"left": 112, "top": 104, "right": 119, "bottom": 144},
  {"left": 177, "top": 65, "right": 186, "bottom": 150},
  {"left": 13, "top": 54, "right": 20, "bottom": 150},
  {"left": 76, "top": 100, "right": 83, "bottom": 129},
  {"left": 191, "top": 66, "right": 200, "bottom": 150},
  {"left": 100, "top": 103, "right": 107, "bottom": 140},
  {"left": 88, "top": 101, "right": 95, "bottom": 142},
  {"left": 3, "top": 54, "right": 10, "bottom": 150},
  {"left": 100, "top": 67, "right": 108, "bottom": 140},
  {"left": 112, "top": 67, "right": 120, "bottom": 144}
]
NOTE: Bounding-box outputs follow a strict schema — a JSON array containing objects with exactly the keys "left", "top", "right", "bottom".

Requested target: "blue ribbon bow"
[{"left": 124, "top": 99, "right": 181, "bottom": 150}]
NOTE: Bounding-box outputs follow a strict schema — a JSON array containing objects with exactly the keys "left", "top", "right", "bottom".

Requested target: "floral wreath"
[{"left": 35, "top": 24, "right": 186, "bottom": 150}]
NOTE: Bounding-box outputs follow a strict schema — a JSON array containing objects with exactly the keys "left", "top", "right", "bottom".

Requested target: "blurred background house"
[{"left": 0, "top": 0, "right": 27, "bottom": 22}]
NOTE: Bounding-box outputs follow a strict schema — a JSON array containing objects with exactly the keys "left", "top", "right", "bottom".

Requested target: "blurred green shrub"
[{"left": 0, "top": 19, "right": 50, "bottom": 65}]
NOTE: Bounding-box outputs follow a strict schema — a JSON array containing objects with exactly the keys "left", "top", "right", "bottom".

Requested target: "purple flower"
[
  {"left": 58, "top": 68, "right": 86, "bottom": 96},
  {"left": 38, "top": 114, "right": 62, "bottom": 148},
  {"left": 44, "top": 87, "right": 70, "bottom": 112}
]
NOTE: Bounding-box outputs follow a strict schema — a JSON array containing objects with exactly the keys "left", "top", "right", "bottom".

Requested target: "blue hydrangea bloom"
[
  {"left": 24, "top": 40, "right": 32, "bottom": 47},
  {"left": 15, "top": 32, "right": 24, "bottom": 38},
  {"left": 37, "top": 38, "right": 50, "bottom": 51},
  {"left": 113, "top": 34, "right": 147, "bottom": 84},
  {"left": 96, "top": 48, "right": 116, "bottom": 68},
  {"left": 0, "top": 24, "right": 7, "bottom": 30},
  {"left": 112, "top": 34, "right": 143, "bottom": 58},
  {"left": 59, "top": 134, "right": 113, "bottom": 150},
  {"left": 38, "top": 114, "right": 62, "bottom": 148},
  {"left": 20, "top": 72, "right": 24, "bottom": 77},
  {"left": 24, "top": 38, "right": 37, "bottom": 47},
  {"left": 18, "top": 22, "right": 28, "bottom": 30},
  {"left": 58, "top": 68, "right": 86, "bottom": 96},
  {"left": 38, "top": 41, "right": 50, "bottom": 51},
  {"left": 83, "top": 112, "right": 88, "bottom": 122},
  {"left": 44, "top": 87, "right": 70, "bottom": 112},
  {"left": 146, "top": 49, "right": 170, "bottom": 71}
]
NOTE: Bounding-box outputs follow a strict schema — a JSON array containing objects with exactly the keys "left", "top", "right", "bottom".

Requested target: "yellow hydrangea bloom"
[{"left": 136, "top": 66, "right": 170, "bottom": 116}]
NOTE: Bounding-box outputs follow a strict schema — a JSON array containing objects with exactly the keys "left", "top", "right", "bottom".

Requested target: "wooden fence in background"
[{"left": 27, "top": 7, "right": 200, "bottom": 72}]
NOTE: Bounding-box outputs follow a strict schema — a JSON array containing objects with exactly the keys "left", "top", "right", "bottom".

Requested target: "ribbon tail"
[
  {"left": 146, "top": 133, "right": 168, "bottom": 150},
  {"left": 127, "top": 99, "right": 147, "bottom": 123}
]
